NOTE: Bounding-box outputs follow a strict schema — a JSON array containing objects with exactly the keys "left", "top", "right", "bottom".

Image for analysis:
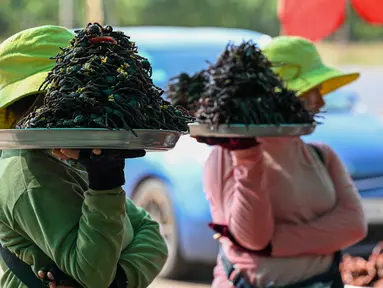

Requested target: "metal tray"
[
  {"left": 188, "top": 123, "right": 316, "bottom": 138},
  {"left": 0, "top": 128, "right": 182, "bottom": 151}
]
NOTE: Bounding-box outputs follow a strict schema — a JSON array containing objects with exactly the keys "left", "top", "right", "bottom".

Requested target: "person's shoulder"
[
  {"left": 205, "top": 146, "right": 231, "bottom": 166},
  {"left": 0, "top": 149, "right": 87, "bottom": 218},
  {"left": 305, "top": 142, "right": 338, "bottom": 162},
  {"left": 307, "top": 142, "right": 334, "bottom": 153},
  {"left": 0, "top": 150, "right": 38, "bottom": 220},
  {"left": 0, "top": 149, "right": 80, "bottom": 200},
  {"left": 205, "top": 146, "right": 220, "bottom": 162},
  {"left": 0, "top": 149, "right": 56, "bottom": 188},
  {"left": 0, "top": 149, "right": 33, "bottom": 189}
]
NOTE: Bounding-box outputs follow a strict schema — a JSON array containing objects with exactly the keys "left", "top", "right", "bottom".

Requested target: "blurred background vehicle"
[{"left": 114, "top": 26, "right": 383, "bottom": 279}]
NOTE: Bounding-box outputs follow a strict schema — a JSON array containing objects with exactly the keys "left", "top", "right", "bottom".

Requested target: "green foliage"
[
  {"left": 348, "top": 5, "right": 383, "bottom": 42},
  {"left": 111, "top": 0, "right": 280, "bottom": 36},
  {"left": 0, "top": 0, "right": 383, "bottom": 42},
  {"left": 1, "top": 0, "right": 59, "bottom": 38}
]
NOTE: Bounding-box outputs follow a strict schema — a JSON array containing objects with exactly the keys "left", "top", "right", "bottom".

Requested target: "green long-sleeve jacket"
[{"left": 0, "top": 149, "right": 168, "bottom": 288}]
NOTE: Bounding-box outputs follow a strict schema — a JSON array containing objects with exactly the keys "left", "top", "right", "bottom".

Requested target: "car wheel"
[{"left": 132, "top": 178, "right": 189, "bottom": 279}]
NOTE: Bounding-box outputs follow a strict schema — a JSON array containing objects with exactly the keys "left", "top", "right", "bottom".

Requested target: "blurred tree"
[
  {"left": 59, "top": 0, "right": 74, "bottom": 28},
  {"left": 86, "top": 0, "right": 104, "bottom": 24},
  {"left": 73, "top": 0, "right": 87, "bottom": 29},
  {"left": 113, "top": 0, "right": 280, "bottom": 36},
  {"left": 0, "top": 0, "right": 59, "bottom": 38},
  {"left": 0, "top": 0, "right": 383, "bottom": 42},
  {"left": 348, "top": 5, "right": 383, "bottom": 41},
  {"left": 103, "top": 0, "right": 118, "bottom": 26}
]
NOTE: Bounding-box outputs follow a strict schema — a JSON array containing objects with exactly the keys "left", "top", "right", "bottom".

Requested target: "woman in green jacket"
[{"left": 0, "top": 26, "right": 168, "bottom": 288}]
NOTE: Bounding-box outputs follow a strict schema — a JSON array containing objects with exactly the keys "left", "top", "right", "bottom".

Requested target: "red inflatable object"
[
  {"left": 278, "top": 0, "right": 383, "bottom": 42},
  {"left": 351, "top": 0, "right": 383, "bottom": 25}
]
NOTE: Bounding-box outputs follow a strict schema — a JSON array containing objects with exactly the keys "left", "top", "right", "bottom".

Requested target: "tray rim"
[
  {"left": 188, "top": 122, "right": 317, "bottom": 137},
  {"left": 0, "top": 128, "right": 184, "bottom": 150},
  {"left": 2, "top": 128, "right": 184, "bottom": 133},
  {"left": 188, "top": 123, "right": 317, "bottom": 128}
]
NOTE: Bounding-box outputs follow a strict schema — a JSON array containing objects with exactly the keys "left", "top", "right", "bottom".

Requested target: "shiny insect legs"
[
  {"left": 166, "top": 41, "right": 316, "bottom": 127},
  {"left": 18, "top": 23, "right": 193, "bottom": 133}
]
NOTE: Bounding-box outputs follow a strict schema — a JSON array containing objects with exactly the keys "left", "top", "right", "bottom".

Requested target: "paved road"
[
  {"left": 0, "top": 270, "right": 362, "bottom": 287},
  {"left": 150, "top": 281, "right": 360, "bottom": 288},
  {"left": 0, "top": 270, "right": 210, "bottom": 288},
  {"left": 0, "top": 269, "right": 211, "bottom": 287},
  {"left": 149, "top": 278, "right": 210, "bottom": 288}
]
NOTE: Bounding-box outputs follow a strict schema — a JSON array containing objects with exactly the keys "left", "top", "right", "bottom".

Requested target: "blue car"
[{"left": 113, "top": 26, "right": 383, "bottom": 278}]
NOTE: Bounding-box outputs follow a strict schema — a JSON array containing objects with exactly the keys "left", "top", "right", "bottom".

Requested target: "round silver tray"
[
  {"left": 0, "top": 128, "right": 182, "bottom": 151},
  {"left": 188, "top": 123, "right": 316, "bottom": 138}
]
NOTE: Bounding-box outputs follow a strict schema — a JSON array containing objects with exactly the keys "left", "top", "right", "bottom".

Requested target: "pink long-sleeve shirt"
[{"left": 203, "top": 137, "right": 367, "bottom": 287}]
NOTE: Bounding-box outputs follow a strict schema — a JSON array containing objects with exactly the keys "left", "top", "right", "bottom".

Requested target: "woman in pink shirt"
[{"left": 200, "top": 37, "right": 367, "bottom": 287}]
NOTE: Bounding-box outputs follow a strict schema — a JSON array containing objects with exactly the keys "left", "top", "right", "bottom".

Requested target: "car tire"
[{"left": 131, "top": 178, "right": 190, "bottom": 279}]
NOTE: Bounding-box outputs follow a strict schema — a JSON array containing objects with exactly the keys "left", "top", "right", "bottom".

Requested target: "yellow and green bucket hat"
[
  {"left": 262, "top": 36, "right": 360, "bottom": 96},
  {"left": 0, "top": 25, "right": 74, "bottom": 109}
]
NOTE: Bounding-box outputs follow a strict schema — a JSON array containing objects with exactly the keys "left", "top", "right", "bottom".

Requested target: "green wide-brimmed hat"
[
  {"left": 0, "top": 25, "right": 74, "bottom": 109},
  {"left": 262, "top": 36, "right": 360, "bottom": 96}
]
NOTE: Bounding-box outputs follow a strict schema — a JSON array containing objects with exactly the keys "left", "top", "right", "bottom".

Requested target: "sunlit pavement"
[
  {"left": 149, "top": 280, "right": 363, "bottom": 288},
  {"left": 149, "top": 278, "right": 210, "bottom": 288},
  {"left": 149, "top": 279, "right": 362, "bottom": 288},
  {"left": 0, "top": 270, "right": 210, "bottom": 288},
  {"left": 0, "top": 270, "right": 211, "bottom": 287},
  {"left": 0, "top": 270, "right": 366, "bottom": 287}
]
